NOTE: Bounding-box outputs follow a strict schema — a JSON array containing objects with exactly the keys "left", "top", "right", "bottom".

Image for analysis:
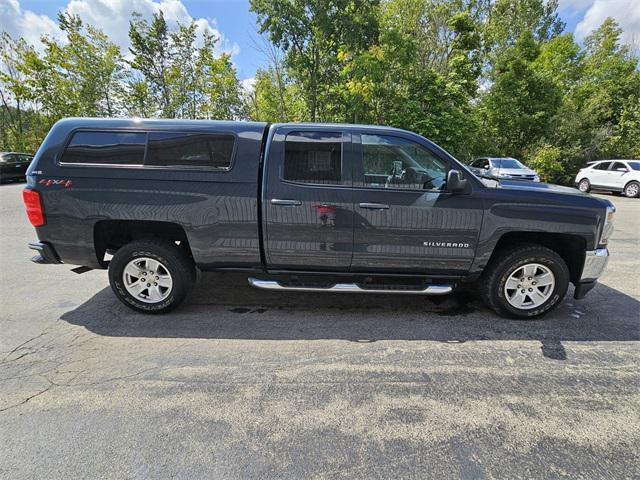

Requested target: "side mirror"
[
  {"left": 616, "top": 167, "right": 628, "bottom": 172},
  {"left": 447, "top": 169, "right": 469, "bottom": 194},
  {"left": 483, "top": 165, "right": 490, "bottom": 169}
]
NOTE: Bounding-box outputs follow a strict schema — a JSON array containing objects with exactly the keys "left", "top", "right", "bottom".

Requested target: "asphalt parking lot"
[{"left": 1, "top": 181, "right": 638, "bottom": 479}]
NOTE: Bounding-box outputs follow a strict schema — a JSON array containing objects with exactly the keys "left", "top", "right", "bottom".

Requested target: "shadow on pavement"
[{"left": 61, "top": 273, "right": 640, "bottom": 355}]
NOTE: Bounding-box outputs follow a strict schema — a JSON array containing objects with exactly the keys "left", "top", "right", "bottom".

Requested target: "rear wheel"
[
  {"left": 480, "top": 244, "right": 569, "bottom": 319},
  {"left": 578, "top": 178, "right": 590, "bottom": 192},
  {"left": 108, "top": 239, "right": 195, "bottom": 313},
  {"left": 624, "top": 181, "right": 639, "bottom": 198}
]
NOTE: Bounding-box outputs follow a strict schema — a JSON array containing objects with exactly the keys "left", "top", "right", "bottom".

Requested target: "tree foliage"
[
  {"left": 127, "top": 12, "right": 245, "bottom": 119},
  {"left": 251, "top": 0, "right": 380, "bottom": 121}
]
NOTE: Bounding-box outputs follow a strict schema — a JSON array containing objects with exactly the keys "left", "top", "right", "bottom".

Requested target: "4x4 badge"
[{"left": 38, "top": 179, "right": 73, "bottom": 188}]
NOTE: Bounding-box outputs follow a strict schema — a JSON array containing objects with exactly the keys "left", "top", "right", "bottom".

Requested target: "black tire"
[
  {"left": 480, "top": 244, "right": 570, "bottom": 319},
  {"left": 624, "top": 181, "right": 640, "bottom": 198},
  {"left": 108, "top": 239, "right": 195, "bottom": 314},
  {"left": 577, "top": 178, "right": 590, "bottom": 193}
]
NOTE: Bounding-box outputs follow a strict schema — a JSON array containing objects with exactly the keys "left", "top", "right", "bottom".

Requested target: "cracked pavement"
[{"left": 1, "top": 182, "right": 639, "bottom": 479}]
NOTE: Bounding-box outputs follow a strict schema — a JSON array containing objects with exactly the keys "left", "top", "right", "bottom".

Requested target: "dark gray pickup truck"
[{"left": 23, "top": 118, "right": 614, "bottom": 318}]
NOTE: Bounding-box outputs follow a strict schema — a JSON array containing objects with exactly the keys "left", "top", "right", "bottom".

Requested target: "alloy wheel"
[
  {"left": 504, "top": 263, "right": 555, "bottom": 310},
  {"left": 122, "top": 257, "right": 173, "bottom": 303}
]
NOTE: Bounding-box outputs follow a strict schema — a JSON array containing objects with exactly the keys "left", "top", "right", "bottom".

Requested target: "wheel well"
[
  {"left": 624, "top": 179, "right": 639, "bottom": 188},
  {"left": 490, "top": 232, "right": 586, "bottom": 283},
  {"left": 94, "top": 220, "right": 192, "bottom": 266}
]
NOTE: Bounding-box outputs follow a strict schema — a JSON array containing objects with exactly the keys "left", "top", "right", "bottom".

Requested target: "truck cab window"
[
  {"left": 61, "top": 131, "right": 146, "bottom": 165},
  {"left": 283, "top": 132, "right": 342, "bottom": 184},
  {"left": 360, "top": 134, "right": 448, "bottom": 190}
]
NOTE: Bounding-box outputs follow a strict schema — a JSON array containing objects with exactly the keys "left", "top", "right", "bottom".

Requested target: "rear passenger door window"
[
  {"left": 146, "top": 132, "right": 235, "bottom": 169},
  {"left": 283, "top": 132, "right": 343, "bottom": 185},
  {"left": 61, "top": 131, "right": 146, "bottom": 165}
]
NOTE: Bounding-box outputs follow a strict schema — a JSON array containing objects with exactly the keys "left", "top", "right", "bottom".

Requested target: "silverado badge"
[{"left": 423, "top": 241, "right": 471, "bottom": 248}]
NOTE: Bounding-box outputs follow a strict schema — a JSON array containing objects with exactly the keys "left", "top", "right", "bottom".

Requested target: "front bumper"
[
  {"left": 28, "top": 241, "right": 62, "bottom": 264},
  {"left": 574, "top": 248, "right": 609, "bottom": 299},
  {"left": 580, "top": 248, "right": 609, "bottom": 282}
]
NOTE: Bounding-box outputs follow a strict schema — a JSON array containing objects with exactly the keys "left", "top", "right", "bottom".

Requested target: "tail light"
[{"left": 22, "top": 189, "right": 45, "bottom": 227}]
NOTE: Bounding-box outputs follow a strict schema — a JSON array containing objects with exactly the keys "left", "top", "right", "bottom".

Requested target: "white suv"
[{"left": 575, "top": 160, "right": 640, "bottom": 198}]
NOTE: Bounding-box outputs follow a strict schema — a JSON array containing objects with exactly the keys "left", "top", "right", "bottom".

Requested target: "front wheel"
[
  {"left": 108, "top": 239, "right": 195, "bottom": 313},
  {"left": 480, "top": 244, "right": 570, "bottom": 319}
]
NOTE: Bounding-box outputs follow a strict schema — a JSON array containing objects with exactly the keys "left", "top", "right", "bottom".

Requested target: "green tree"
[
  {"left": 532, "top": 33, "right": 582, "bottom": 91},
  {"left": 528, "top": 144, "right": 563, "bottom": 182},
  {"left": 194, "top": 32, "right": 246, "bottom": 120},
  {"left": 247, "top": 67, "right": 306, "bottom": 122},
  {"left": 0, "top": 33, "right": 36, "bottom": 151},
  {"left": 573, "top": 18, "right": 640, "bottom": 159},
  {"left": 18, "top": 12, "right": 126, "bottom": 120},
  {"left": 484, "top": 0, "right": 564, "bottom": 57},
  {"left": 128, "top": 11, "right": 245, "bottom": 119},
  {"left": 339, "top": 0, "right": 484, "bottom": 157},
  {"left": 251, "top": 0, "right": 380, "bottom": 121},
  {"left": 537, "top": 18, "right": 640, "bottom": 181},
  {"left": 477, "top": 31, "right": 561, "bottom": 159},
  {"left": 128, "top": 11, "right": 174, "bottom": 116}
]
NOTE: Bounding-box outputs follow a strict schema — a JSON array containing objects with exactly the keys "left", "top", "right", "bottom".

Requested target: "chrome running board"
[{"left": 248, "top": 278, "right": 453, "bottom": 295}]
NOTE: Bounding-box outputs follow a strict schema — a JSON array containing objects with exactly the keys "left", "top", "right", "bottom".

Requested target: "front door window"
[{"left": 359, "top": 134, "right": 449, "bottom": 191}]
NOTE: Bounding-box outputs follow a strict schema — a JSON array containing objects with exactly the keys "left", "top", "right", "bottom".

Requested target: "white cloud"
[
  {"left": 571, "top": 0, "right": 640, "bottom": 47},
  {"left": 0, "top": 0, "right": 239, "bottom": 56},
  {"left": 241, "top": 77, "right": 256, "bottom": 93},
  {"left": 0, "top": 0, "right": 62, "bottom": 48}
]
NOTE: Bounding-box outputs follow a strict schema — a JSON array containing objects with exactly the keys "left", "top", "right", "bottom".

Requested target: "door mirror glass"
[{"left": 447, "top": 169, "right": 469, "bottom": 193}]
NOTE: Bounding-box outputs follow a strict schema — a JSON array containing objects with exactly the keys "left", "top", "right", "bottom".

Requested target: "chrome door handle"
[
  {"left": 359, "top": 202, "right": 390, "bottom": 210},
  {"left": 271, "top": 199, "right": 302, "bottom": 206}
]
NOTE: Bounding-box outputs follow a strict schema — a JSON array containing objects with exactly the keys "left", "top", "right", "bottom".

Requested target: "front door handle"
[
  {"left": 271, "top": 198, "right": 302, "bottom": 206},
  {"left": 359, "top": 202, "right": 390, "bottom": 210}
]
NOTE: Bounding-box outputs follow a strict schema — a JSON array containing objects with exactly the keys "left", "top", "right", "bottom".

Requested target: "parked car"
[
  {"left": 468, "top": 157, "right": 540, "bottom": 182},
  {"left": 23, "top": 118, "right": 614, "bottom": 319},
  {"left": 0, "top": 152, "right": 33, "bottom": 183},
  {"left": 575, "top": 159, "right": 640, "bottom": 198}
]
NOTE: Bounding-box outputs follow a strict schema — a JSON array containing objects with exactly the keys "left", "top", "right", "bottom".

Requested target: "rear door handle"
[
  {"left": 359, "top": 202, "right": 390, "bottom": 210},
  {"left": 271, "top": 198, "right": 302, "bottom": 206}
]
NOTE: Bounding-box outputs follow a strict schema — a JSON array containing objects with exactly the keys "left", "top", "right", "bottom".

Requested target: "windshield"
[
  {"left": 628, "top": 161, "right": 640, "bottom": 171},
  {"left": 492, "top": 158, "right": 524, "bottom": 169}
]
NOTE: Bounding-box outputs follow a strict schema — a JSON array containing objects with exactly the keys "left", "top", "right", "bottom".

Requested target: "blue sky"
[{"left": 2, "top": 0, "right": 638, "bottom": 85}]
